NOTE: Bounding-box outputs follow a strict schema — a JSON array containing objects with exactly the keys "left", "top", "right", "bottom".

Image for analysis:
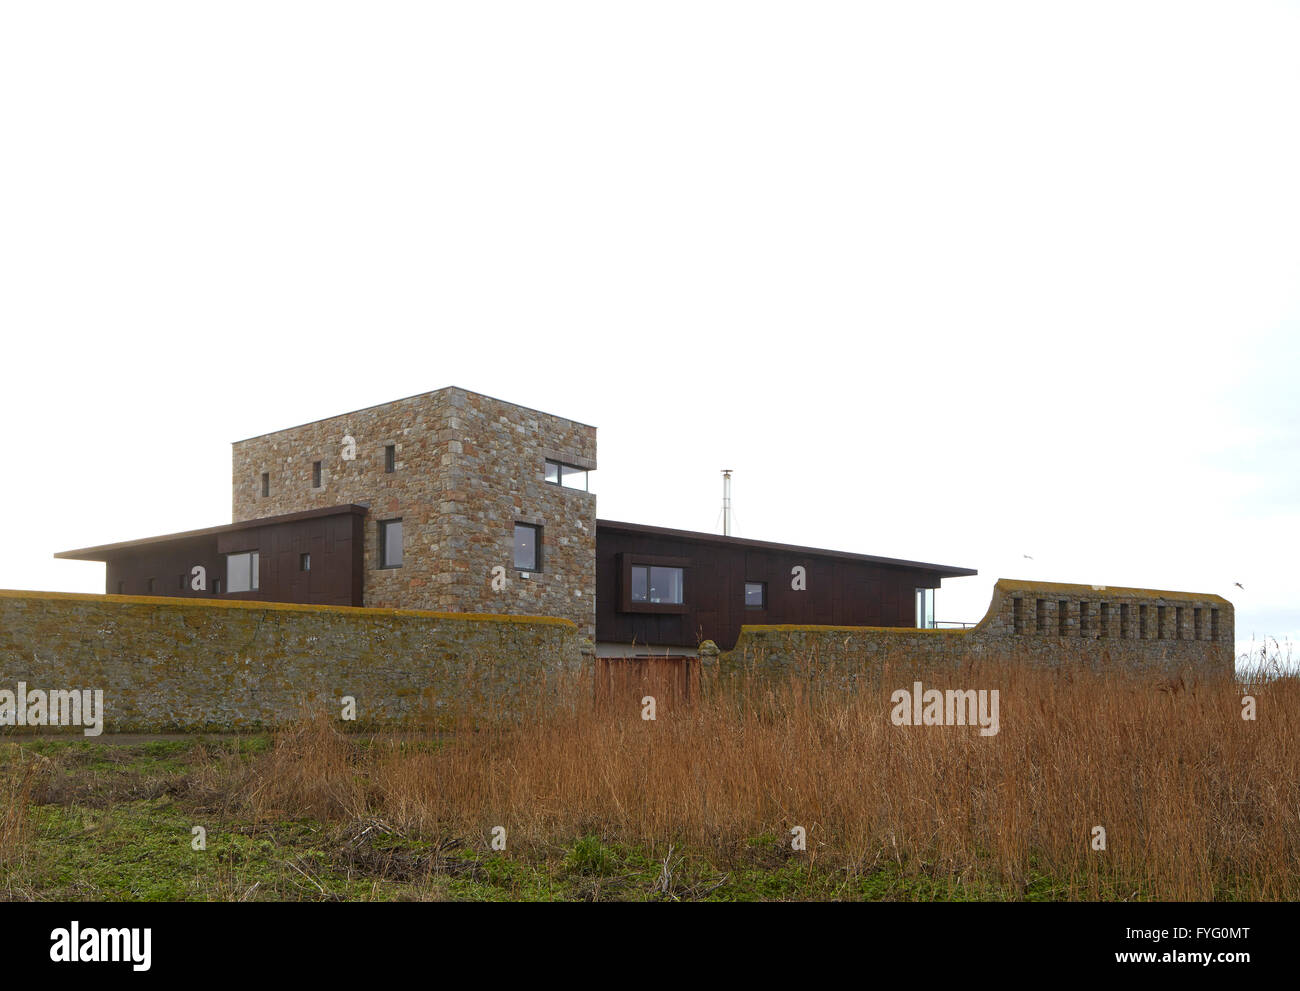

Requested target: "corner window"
[
  {"left": 227, "top": 551, "right": 260, "bottom": 593},
  {"left": 632, "top": 565, "right": 684, "bottom": 605},
  {"left": 544, "top": 460, "right": 589, "bottom": 491},
  {"left": 514, "top": 523, "right": 541, "bottom": 571},
  {"left": 379, "top": 519, "right": 403, "bottom": 568},
  {"left": 384, "top": 444, "right": 396, "bottom": 473},
  {"left": 915, "top": 587, "right": 935, "bottom": 629},
  {"left": 745, "top": 581, "right": 766, "bottom": 609}
]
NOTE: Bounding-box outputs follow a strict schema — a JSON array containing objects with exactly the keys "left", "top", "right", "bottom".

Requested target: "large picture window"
[
  {"left": 379, "top": 519, "right": 403, "bottom": 568},
  {"left": 227, "top": 551, "right": 260, "bottom": 593},
  {"left": 618, "top": 554, "right": 689, "bottom": 613},
  {"left": 631, "top": 565, "right": 683, "bottom": 604}
]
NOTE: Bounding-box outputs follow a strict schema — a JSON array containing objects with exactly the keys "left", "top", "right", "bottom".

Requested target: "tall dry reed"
[{"left": 230, "top": 657, "right": 1300, "bottom": 899}]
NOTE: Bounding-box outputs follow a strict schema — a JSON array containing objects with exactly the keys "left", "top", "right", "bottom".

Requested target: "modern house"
[{"left": 55, "top": 387, "right": 977, "bottom": 653}]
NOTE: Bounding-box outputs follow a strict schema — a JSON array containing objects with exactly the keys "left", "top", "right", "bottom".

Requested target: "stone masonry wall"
[
  {"left": 230, "top": 387, "right": 597, "bottom": 637},
  {"left": 0, "top": 590, "right": 584, "bottom": 733},
  {"left": 719, "top": 579, "right": 1236, "bottom": 680}
]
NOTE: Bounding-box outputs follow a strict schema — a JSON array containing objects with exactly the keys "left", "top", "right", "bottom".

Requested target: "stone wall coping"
[
  {"left": 995, "top": 578, "right": 1231, "bottom": 605},
  {"left": 738, "top": 623, "right": 970, "bottom": 637},
  {"left": 0, "top": 588, "right": 577, "bottom": 628}
]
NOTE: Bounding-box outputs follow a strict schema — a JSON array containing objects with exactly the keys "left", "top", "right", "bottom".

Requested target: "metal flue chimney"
[{"left": 722, "top": 469, "right": 733, "bottom": 536}]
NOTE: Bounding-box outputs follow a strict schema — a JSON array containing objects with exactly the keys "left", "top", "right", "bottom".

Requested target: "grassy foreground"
[{"left": 1, "top": 657, "right": 1297, "bottom": 901}]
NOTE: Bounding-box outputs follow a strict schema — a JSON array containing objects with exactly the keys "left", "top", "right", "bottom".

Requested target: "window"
[
  {"left": 916, "top": 587, "right": 935, "bottom": 629},
  {"left": 544, "top": 460, "right": 589, "bottom": 491},
  {"left": 385, "top": 444, "right": 396, "bottom": 473},
  {"left": 745, "top": 582, "right": 766, "bottom": 609},
  {"left": 261, "top": 472, "right": 269, "bottom": 497},
  {"left": 300, "top": 553, "right": 311, "bottom": 572},
  {"left": 1099, "top": 602, "right": 1110, "bottom": 638},
  {"left": 514, "top": 523, "right": 541, "bottom": 571},
  {"left": 312, "top": 461, "right": 322, "bottom": 487},
  {"left": 226, "top": 552, "right": 260, "bottom": 593},
  {"left": 1058, "top": 600, "right": 1069, "bottom": 636},
  {"left": 632, "top": 565, "right": 683, "bottom": 604},
  {"left": 379, "top": 519, "right": 403, "bottom": 568},
  {"left": 212, "top": 578, "right": 222, "bottom": 595},
  {"left": 1012, "top": 597, "right": 1024, "bottom": 633},
  {"left": 619, "top": 554, "right": 688, "bottom": 612}
]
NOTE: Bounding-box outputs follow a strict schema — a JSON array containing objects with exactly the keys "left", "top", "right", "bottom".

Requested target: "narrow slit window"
[
  {"left": 1099, "top": 602, "right": 1110, "bottom": 638},
  {"left": 1175, "top": 606, "right": 1186, "bottom": 640},
  {"left": 1012, "top": 597, "right": 1024, "bottom": 634},
  {"left": 1121, "top": 603, "right": 1132, "bottom": 638},
  {"left": 1157, "top": 605, "right": 1169, "bottom": 639},
  {"left": 312, "top": 461, "right": 322, "bottom": 487},
  {"left": 1194, "top": 607, "right": 1204, "bottom": 640},
  {"left": 385, "top": 444, "right": 396, "bottom": 473},
  {"left": 300, "top": 553, "right": 311, "bottom": 572},
  {"left": 1140, "top": 604, "right": 1150, "bottom": 639},
  {"left": 1058, "top": 600, "right": 1069, "bottom": 637},
  {"left": 513, "top": 523, "right": 541, "bottom": 571},
  {"left": 1036, "top": 599, "right": 1047, "bottom": 633},
  {"left": 261, "top": 472, "right": 270, "bottom": 497},
  {"left": 379, "top": 519, "right": 403, "bottom": 568},
  {"left": 1079, "top": 601, "right": 1090, "bottom": 637},
  {"left": 1211, "top": 608, "right": 1220, "bottom": 640}
]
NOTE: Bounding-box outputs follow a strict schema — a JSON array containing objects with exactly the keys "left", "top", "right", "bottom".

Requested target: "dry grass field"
[{"left": 1, "top": 650, "right": 1296, "bottom": 901}]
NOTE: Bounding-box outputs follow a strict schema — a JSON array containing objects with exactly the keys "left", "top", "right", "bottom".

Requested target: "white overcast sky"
[{"left": 2, "top": 1, "right": 1297, "bottom": 659}]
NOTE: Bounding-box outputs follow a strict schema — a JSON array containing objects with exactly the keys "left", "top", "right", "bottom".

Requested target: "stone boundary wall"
[
  {"left": 718, "top": 579, "right": 1235, "bottom": 680},
  {"left": 0, "top": 590, "right": 585, "bottom": 733}
]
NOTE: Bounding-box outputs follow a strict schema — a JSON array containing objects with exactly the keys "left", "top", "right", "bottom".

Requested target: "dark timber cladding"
[
  {"left": 595, "top": 519, "right": 978, "bottom": 651},
  {"left": 54, "top": 505, "right": 366, "bottom": 608}
]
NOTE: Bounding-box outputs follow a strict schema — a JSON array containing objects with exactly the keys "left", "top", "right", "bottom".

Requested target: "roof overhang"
[
  {"left": 54, "top": 505, "right": 369, "bottom": 562},
  {"left": 595, "top": 519, "right": 977, "bottom": 578}
]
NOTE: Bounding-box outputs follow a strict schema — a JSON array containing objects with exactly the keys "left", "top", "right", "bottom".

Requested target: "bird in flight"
[{"left": 1234, "top": 582, "right": 1245, "bottom": 589}]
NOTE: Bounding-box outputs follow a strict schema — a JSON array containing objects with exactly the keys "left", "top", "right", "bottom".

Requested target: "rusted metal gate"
[{"left": 594, "top": 655, "right": 699, "bottom": 712}]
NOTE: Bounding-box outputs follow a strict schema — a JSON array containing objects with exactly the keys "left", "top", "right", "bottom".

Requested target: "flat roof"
[
  {"left": 231, "top": 385, "right": 598, "bottom": 444},
  {"left": 54, "top": 505, "right": 368, "bottom": 561},
  {"left": 596, "top": 519, "right": 978, "bottom": 577}
]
